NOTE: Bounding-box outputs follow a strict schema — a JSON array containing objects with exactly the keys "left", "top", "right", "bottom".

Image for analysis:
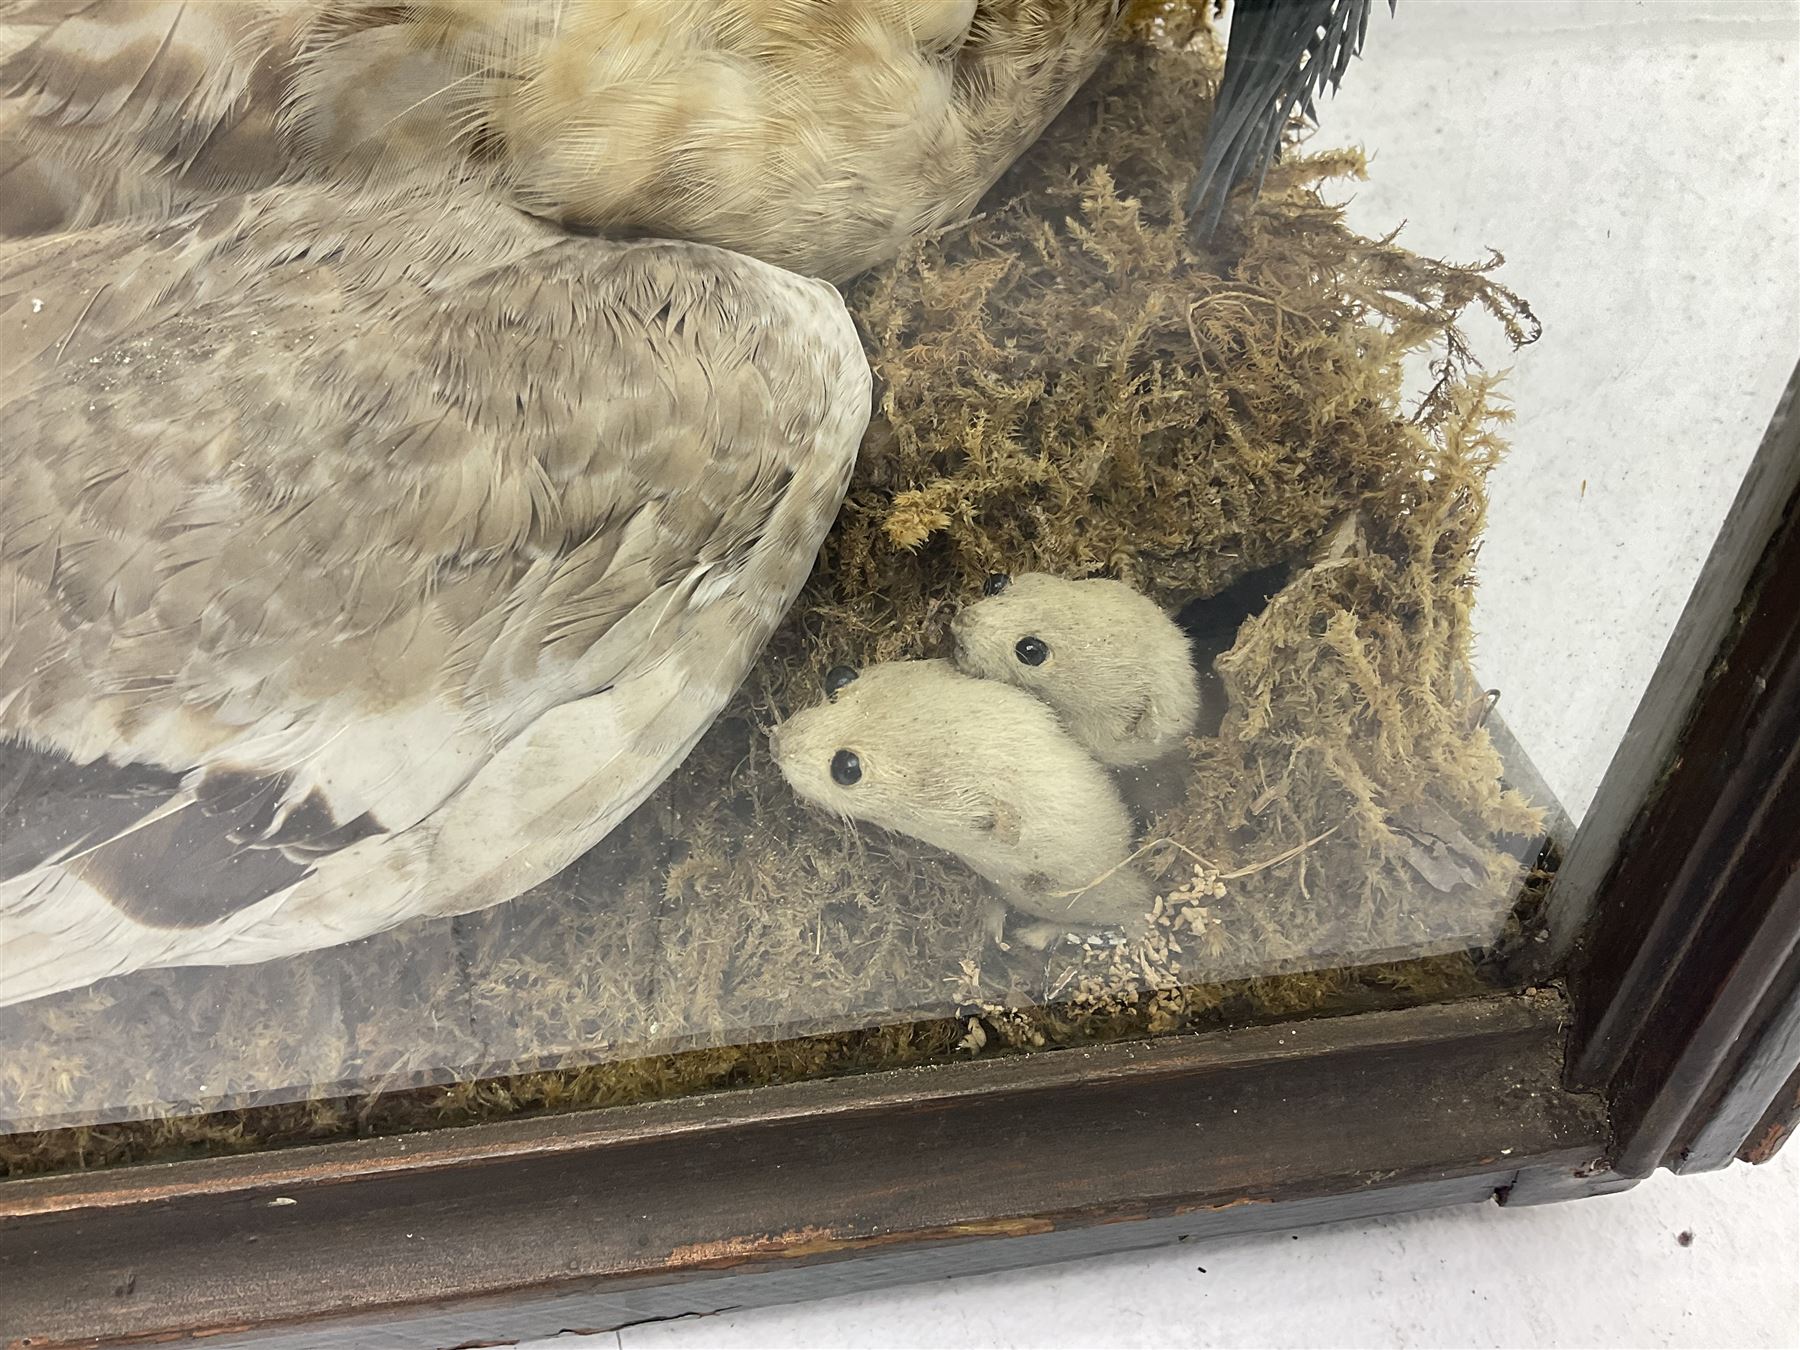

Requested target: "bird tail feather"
[{"left": 1186, "top": 0, "right": 1390, "bottom": 239}]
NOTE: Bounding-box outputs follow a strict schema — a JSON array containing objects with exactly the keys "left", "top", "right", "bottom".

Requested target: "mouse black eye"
[
  {"left": 983, "top": 572, "right": 1011, "bottom": 596},
  {"left": 830, "top": 749, "right": 862, "bottom": 786},
  {"left": 1015, "top": 636, "right": 1049, "bottom": 666},
  {"left": 824, "top": 665, "right": 859, "bottom": 699}
]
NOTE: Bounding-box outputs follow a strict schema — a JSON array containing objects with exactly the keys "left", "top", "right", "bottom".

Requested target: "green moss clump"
[{"left": 0, "top": 21, "right": 1549, "bottom": 1178}]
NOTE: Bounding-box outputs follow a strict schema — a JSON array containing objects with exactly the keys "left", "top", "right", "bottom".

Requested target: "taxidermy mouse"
[
  {"left": 951, "top": 567, "right": 1296, "bottom": 820},
  {"left": 949, "top": 573, "right": 1204, "bottom": 767},
  {"left": 769, "top": 660, "right": 1153, "bottom": 949}
]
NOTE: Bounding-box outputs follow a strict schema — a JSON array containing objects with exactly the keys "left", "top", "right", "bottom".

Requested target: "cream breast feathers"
[{"left": 0, "top": 0, "right": 1118, "bottom": 279}]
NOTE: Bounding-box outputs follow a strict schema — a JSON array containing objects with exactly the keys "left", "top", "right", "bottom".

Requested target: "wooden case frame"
[{"left": 2, "top": 371, "right": 1796, "bottom": 1348}]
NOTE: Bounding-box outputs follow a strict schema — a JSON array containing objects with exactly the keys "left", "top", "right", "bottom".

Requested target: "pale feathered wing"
[
  {"left": 0, "top": 0, "right": 1117, "bottom": 280},
  {"left": 0, "top": 181, "right": 870, "bottom": 1007}
]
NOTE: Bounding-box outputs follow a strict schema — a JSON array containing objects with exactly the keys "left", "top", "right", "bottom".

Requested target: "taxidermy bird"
[
  {"left": 0, "top": 0, "right": 1119, "bottom": 1006},
  {"left": 0, "top": 0, "right": 1118, "bottom": 278},
  {"left": 1187, "top": 0, "right": 1392, "bottom": 237}
]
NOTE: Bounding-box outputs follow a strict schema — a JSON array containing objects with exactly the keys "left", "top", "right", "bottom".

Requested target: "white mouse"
[
  {"left": 769, "top": 660, "right": 1153, "bottom": 948},
  {"left": 950, "top": 573, "right": 1202, "bottom": 767}
]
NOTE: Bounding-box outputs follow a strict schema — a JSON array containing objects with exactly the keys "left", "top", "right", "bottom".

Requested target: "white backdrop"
[{"left": 1330, "top": 0, "right": 1798, "bottom": 821}]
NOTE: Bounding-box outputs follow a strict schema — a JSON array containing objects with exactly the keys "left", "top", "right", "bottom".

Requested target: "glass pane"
[
  {"left": 1327, "top": 0, "right": 1799, "bottom": 824},
  {"left": 1, "top": 0, "right": 1793, "bottom": 1172}
]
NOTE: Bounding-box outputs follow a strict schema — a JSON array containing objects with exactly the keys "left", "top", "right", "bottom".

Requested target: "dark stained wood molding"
[
  {"left": 1559, "top": 361, "right": 1800, "bottom": 1176},
  {"left": 1680, "top": 941, "right": 1800, "bottom": 1173},
  {"left": 0, "top": 993, "right": 1608, "bottom": 1348},
  {"left": 1737, "top": 1060, "right": 1800, "bottom": 1166},
  {"left": 1548, "top": 362, "right": 1800, "bottom": 961}
]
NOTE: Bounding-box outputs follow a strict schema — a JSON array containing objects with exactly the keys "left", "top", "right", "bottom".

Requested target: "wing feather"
[
  {"left": 0, "top": 0, "right": 294, "bottom": 235},
  {"left": 0, "top": 178, "right": 870, "bottom": 1005}
]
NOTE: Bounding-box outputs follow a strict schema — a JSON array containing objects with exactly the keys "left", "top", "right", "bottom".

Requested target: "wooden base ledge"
[{"left": 0, "top": 992, "right": 1611, "bottom": 1349}]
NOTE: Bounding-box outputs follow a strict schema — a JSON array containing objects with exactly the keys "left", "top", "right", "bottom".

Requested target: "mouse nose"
[{"left": 767, "top": 724, "right": 785, "bottom": 760}]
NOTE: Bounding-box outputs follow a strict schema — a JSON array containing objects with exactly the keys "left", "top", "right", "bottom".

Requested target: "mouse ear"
[
  {"left": 824, "top": 665, "right": 859, "bottom": 698},
  {"left": 1123, "top": 691, "right": 1153, "bottom": 737},
  {"left": 975, "top": 797, "right": 1023, "bottom": 847}
]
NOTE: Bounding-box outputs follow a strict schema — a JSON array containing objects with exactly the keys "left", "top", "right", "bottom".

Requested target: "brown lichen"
[{"left": 0, "top": 26, "right": 1550, "bottom": 1178}]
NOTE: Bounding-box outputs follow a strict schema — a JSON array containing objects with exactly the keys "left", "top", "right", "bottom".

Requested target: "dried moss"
[
  {"left": 0, "top": 27, "right": 1551, "bottom": 1177},
  {"left": 2, "top": 951, "right": 1495, "bottom": 1177}
]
